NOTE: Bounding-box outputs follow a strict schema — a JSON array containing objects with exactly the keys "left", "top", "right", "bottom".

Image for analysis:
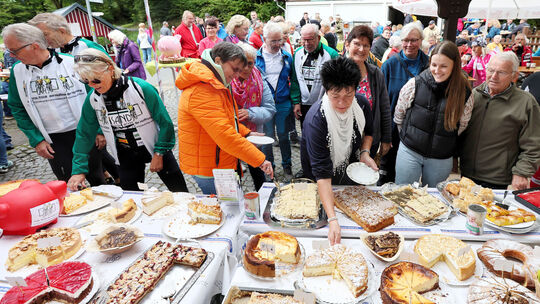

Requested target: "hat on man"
[
  {"left": 456, "top": 38, "right": 469, "bottom": 47},
  {"left": 429, "top": 20, "right": 436, "bottom": 25}
]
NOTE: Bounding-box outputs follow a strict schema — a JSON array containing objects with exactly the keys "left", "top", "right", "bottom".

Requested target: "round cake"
[
  {"left": 243, "top": 231, "right": 301, "bottom": 277},
  {"left": 467, "top": 276, "right": 538, "bottom": 303},
  {"left": 380, "top": 261, "right": 439, "bottom": 304}
]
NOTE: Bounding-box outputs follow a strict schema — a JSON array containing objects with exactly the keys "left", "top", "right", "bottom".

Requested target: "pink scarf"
[{"left": 231, "top": 68, "right": 264, "bottom": 131}]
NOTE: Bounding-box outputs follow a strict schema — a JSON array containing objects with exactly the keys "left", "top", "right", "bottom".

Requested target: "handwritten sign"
[
  {"left": 312, "top": 240, "right": 329, "bottom": 251},
  {"left": 294, "top": 289, "right": 316, "bottom": 304},
  {"left": 137, "top": 183, "right": 149, "bottom": 191},
  {"left": 458, "top": 245, "right": 471, "bottom": 257},
  {"left": 37, "top": 237, "right": 61, "bottom": 248},
  {"left": 5, "top": 276, "right": 27, "bottom": 287}
]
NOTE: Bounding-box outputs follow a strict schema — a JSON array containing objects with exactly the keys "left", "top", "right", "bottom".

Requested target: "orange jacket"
[{"left": 176, "top": 60, "right": 266, "bottom": 177}]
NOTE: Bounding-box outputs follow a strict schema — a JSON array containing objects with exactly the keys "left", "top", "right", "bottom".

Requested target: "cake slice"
[
  {"left": 63, "top": 194, "right": 87, "bottom": 214},
  {"left": 337, "top": 251, "right": 368, "bottom": 297},
  {"left": 141, "top": 188, "right": 173, "bottom": 215},
  {"left": 80, "top": 188, "right": 94, "bottom": 201},
  {"left": 303, "top": 250, "right": 335, "bottom": 277},
  {"left": 188, "top": 201, "right": 222, "bottom": 224},
  {"left": 109, "top": 199, "right": 137, "bottom": 223}
]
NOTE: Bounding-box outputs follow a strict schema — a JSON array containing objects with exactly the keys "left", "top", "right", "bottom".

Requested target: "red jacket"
[
  {"left": 175, "top": 23, "right": 203, "bottom": 58},
  {"left": 504, "top": 45, "right": 533, "bottom": 66},
  {"left": 249, "top": 33, "right": 264, "bottom": 50}
]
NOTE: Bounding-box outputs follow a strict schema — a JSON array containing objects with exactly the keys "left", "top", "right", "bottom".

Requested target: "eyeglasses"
[
  {"left": 486, "top": 68, "right": 511, "bottom": 77},
  {"left": 74, "top": 54, "right": 110, "bottom": 64},
  {"left": 402, "top": 38, "right": 420, "bottom": 44},
  {"left": 79, "top": 78, "right": 102, "bottom": 85},
  {"left": 9, "top": 43, "right": 32, "bottom": 56},
  {"left": 268, "top": 39, "right": 283, "bottom": 45}
]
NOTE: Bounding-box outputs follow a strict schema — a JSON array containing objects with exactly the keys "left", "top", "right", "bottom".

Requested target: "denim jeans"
[
  {"left": 395, "top": 142, "right": 452, "bottom": 187},
  {"left": 192, "top": 175, "right": 216, "bottom": 195},
  {"left": 141, "top": 48, "right": 152, "bottom": 64},
  {"left": 262, "top": 101, "right": 292, "bottom": 169}
]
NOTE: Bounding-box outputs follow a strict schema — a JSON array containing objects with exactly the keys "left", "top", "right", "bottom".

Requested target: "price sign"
[
  {"left": 111, "top": 200, "right": 123, "bottom": 210},
  {"left": 534, "top": 246, "right": 540, "bottom": 258},
  {"left": 137, "top": 182, "right": 149, "bottom": 191},
  {"left": 5, "top": 276, "right": 27, "bottom": 287},
  {"left": 312, "top": 240, "right": 329, "bottom": 251},
  {"left": 458, "top": 245, "right": 471, "bottom": 257},
  {"left": 294, "top": 289, "right": 316, "bottom": 304},
  {"left": 37, "top": 237, "right": 61, "bottom": 248}
]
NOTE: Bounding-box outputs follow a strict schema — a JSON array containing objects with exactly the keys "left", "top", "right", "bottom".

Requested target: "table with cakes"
[{"left": 0, "top": 175, "right": 540, "bottom": 304}]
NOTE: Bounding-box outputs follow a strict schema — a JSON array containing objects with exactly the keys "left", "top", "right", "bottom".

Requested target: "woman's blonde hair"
[
  {"left": 74, "top": 48, "right": 123, "bottom": 81},
  {"left": 226, "top": 15, "right": 250, "bottom": 35}
]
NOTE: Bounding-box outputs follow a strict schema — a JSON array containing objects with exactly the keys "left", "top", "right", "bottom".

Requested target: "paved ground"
[{"left": 0, "top": 68, "right": 303, "bottom": 193}]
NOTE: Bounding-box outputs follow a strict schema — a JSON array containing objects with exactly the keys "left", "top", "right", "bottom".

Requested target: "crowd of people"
[{"left": 0, "top": 11, "right": 539, "bottom": 244}]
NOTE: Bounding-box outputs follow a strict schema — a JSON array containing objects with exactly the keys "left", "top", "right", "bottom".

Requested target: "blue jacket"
[
  {"left": 486, "top": 26, "right": 500, "bottom": 39},
  {"left": 381, "top": 50, "right": 429, "bottom": 117},
  {"left": 255, "top": 48, "right": 293, "bottom": 104}
]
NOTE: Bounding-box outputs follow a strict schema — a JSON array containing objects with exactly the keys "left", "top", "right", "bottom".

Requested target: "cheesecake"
[
  {"left": 414, "top": 234, "right": 476, "bottom": 281},
  {"left": 243, "top": 231, "right": 301, "bottom": 277},
  {"left": 380, "top": 261, "right": 439, "bottom": 304},
  {"left": 63, "top": 194, "right": 87, "bottom": 214},
  {"left": 80, "top": 188, "right": 94, "bottom": 201},
  {"left": 141, "top": 188, "right": 173, "bottom": 215},
  {"left": 109, "top": 199, "right": 137, "bottom": 223},
  {"left": 6, "top": 227, "right": 82, "bottom": 272}
]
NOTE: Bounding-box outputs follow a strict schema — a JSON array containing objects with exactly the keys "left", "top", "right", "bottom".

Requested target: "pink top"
[
  {"left": 462, "top": 54, "right": 490, "bottom": 87},
  {"left": 198, "top": 37, "right": 223, "bottom": 56}
]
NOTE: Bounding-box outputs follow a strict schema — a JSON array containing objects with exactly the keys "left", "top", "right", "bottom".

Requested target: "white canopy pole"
[{"left": 143, "top": 0, "right": 165, "bottom": 101}]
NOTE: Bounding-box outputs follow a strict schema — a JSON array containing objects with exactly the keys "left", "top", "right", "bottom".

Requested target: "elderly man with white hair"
[
  {"left": 28, "top": 13, "right": 107, "bottom": 56},
  {"left": 290, "top": 23, "right": 339, "bottom": 127},
  {"left": 2, "top": 23, "right": 105, "bottom": 185},
  {"left": 174, "top": 10, "right": 203, "bottom": 58},
  {"left": 256, "top": 22, "right": 294, "bottom": 177},
  {"left": 459, "top": 52, "right": 540, "bottom": 190}
]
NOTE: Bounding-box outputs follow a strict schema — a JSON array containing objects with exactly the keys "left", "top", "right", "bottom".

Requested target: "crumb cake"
[
  {"left": 243, "top": 231, "right": 301, "bottom": 277},
  {"left": 103, "top": 241, "right": 207, "bottom": 304},
  {"left": 380, "top": 261, "right": 439, "bottom": 304},
  {"left": 248, "top": 291, "right": 304, "bottom": 303},
  {"left": 6, "top": 227, "right": 82, "bottom": 272},
  {"left": 383, "top": 185, "right": 448, "bottom": 223},
  {"left": 141, "top": 188, "right": 173, "bottom": 215},
  {"left": 414, "top": 234, "right": 476, "bottom": 281},
  {"left": 273, "top": 183, "right": 319, "bottom": 220},
  {"left": 334, "top": 186, "right": 397, "bottom": 232},
  {"left": 303, "top": 244, "right": 369, "bottom": 297},
  {"left": 188, "top": 201, "right": 222, "bottom": 224},
  {"left": 0, "top": 261, "right": 93, "bottom": 304},
  {"left": 63, "top": 194, "right": 87, "bottom": 214}
]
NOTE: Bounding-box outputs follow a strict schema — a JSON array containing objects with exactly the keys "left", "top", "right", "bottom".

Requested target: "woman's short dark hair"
[
  {"left": 320, "top": 57, "right": 361, "bottom": 92},
  {"left": 346, "top": 25, "right": 373, "bottom": 46},
  {"left": 210, "top": 42, "right": 248, "bottom": 66},
  {"left": 205, "top": 17, "right": 218, "bottom": 28}
]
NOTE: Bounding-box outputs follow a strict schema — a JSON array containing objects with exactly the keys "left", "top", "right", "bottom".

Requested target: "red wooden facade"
[{"left": 55, "top": 3, "right": 116, "bottom": 38}]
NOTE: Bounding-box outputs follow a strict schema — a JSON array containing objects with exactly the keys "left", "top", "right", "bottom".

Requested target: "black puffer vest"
[{"left": 400, "top": 70, "right": 468, "bottom": 159}]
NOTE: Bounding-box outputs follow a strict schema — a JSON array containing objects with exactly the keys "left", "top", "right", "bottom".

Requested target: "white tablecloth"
[
  {"left": 239, "top": 183, "right": 540, "bottom": 244},
  {"left": 0, "top": 191, "right": 244, "bottom": 304},
  {"left": 228, "top": 237, "right": 483, "bottom": 303}
]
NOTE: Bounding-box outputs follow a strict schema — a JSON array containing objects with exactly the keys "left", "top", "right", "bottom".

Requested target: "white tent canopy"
[{"left": 392, "top": 0, "right": 540, "bottom": 19}]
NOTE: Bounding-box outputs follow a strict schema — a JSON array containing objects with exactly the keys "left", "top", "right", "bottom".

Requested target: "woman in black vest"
[{"left": 393, "top": 40, "right": 473, "bottom": 187}]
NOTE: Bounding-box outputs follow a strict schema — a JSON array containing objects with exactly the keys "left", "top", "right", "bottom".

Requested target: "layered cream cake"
[
  {"left": 383, "top": 186, "right": 448, "bottom": 223},
  {"left": 303, "top": 244, "right": 369, "bottom": 297},
  {"left": 188, "top": 201, "right": 222, "bottom": 224},
  {"left": 141, "top": 188, "right": 173, "bottom": 215},
  {"left": 414, "top": 234, "right": 476, "bottom": 281}
]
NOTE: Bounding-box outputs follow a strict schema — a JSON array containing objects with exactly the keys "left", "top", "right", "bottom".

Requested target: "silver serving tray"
[
  {"left": 91, "top": 240, "right": 214, "bottom": 304},
  {"left": 437, "top": 180, "right": 539, "bottom": 234},
  {"left": 380, "top": 183, "right": 454, "bottom": 227},
  {"left": 263, "top": 186, "right": 328, "bottom": 230}
]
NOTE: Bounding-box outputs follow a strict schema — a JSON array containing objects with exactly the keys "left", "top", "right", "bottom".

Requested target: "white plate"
[
  {"left": 60, "top": 195, "right": 114, "bottom": 217},
  {"left": 371, "top": 281, "right": 456, "bottom": 304},
  {"left": 6, "top": 231, "right": 90, "bottom": 277},
  {"left": 91, "top": 185, "right": 123, "bottom": 199},
  {"left": 76, "top": 203, "right": 143, "bottom": 235},
  {"left": 148, "top": 192, "right": 197, "bottom": 219},
  {"left": 406, "top": 241, "right": 484, "bottom": 286},
  {"left": 299, "top": 258, "right": 377, "bottom": 304},
  {"left": 485, "top": 217, "right": 536, "bottom": 229},
  {"left": 247, "top": 136, "right": 275, "bottom": 145},
  {"left": 162, "top": 211, "right": 224, "bottom": 239},
  {"left": 346, "top": 162, "right": 379, "bottom": 185}
]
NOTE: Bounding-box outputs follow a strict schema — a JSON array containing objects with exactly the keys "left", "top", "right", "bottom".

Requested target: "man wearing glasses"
[
  {"left": 459, "top": 52, "right": 540, "bottom": 190},
  {"left": 379, "top": 21, "right": 429, "bottom": 185},
  {"left": 2, "top": 23, "right": 105, "bottom": 185},
  {"left": 256, "top": 22, "right": 294, "bottom": 178}
]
